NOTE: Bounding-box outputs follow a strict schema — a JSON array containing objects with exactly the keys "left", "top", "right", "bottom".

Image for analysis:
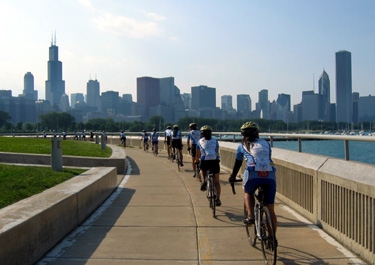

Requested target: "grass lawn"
[
  {"left": 0, "top": 137, "right": 112, "bottom": 157},
  {"left": 0, "top": 164, "right": 85, "bottom": 209},
  {"left": 0, "top": 136, "right": 113, "bottom": 209}
]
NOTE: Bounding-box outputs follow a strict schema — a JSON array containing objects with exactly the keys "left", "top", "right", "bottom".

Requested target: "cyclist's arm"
[{"left": 230, "top": 159, "right": 243, "bottom": 182}]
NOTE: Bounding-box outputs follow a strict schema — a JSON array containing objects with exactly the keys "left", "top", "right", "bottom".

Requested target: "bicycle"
[
  {"left": 144, "top": 141, "right": 149, "bottom": 152},
  {"left": 194, "top": 160, "right": 201, "bottom": 181},
  {"left": 204, "top": 169, "right": 217, "bottom": 218},
  {"left": 175, "top": 149, "right": 181, "bottom": 170},
  {"left": 168, "top": 145, "right": 174, "bottom": 161},
  {"left": 121, "top": 138, "right": 126, "bottom": 148},
  {"left": 152, "top": 143, "right": 158, "bottom": 156},
  {"left": 231, "top": 180, "right": 277, "bottom": 265}
]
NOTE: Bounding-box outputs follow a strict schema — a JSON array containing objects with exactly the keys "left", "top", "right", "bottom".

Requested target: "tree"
[
  {"left": 0, "top": 110, "right": 11, "bottom": 128},
  {"left": 39, "top": 112, "right": 76, "bottom": 131}
]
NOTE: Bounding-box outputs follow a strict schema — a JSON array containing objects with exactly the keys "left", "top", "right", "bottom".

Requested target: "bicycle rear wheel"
[
  {"left": 245, "top": 205, "right": 257, "bottom": 247},
  {"left": 176, "top": 151, "right": 180, "bottom": 170},
  {"left": 206, "top": 174, "right": 216, "bottom": 218},
  {"left": 260, "top": 207, "right": 277, "bottom": 265}
]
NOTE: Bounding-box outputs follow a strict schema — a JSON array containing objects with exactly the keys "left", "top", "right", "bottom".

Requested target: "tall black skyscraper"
[
  {"left": 336, "top": 50, "right": 352, "bottom": 123},
  {"left": 45, "top": 34, "right": 65, "bottom": 110}
]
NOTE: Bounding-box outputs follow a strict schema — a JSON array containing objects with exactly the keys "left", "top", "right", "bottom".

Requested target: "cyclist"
[
  {"left": 142, "top": 130, "right": 150, "bottom": 151},
  {"left": 151, "top": 128, "right": 159, "bottom": 155},
  {"left": 164, "top": 125, "right": 173, "bottom": 159},
  {"left": 187, "top": 122, "right": 201, "bottom": 177},
  {"left": 171, "top": 124, "right": 184, "bottom": 166},
  {"left": 196, "top": 125, "right": 221, "bottom": 206},
  {"left": 120, "top": 130, "right": 126, "bottom": 147},
  {"left": 228, "top": 121, "right": 277, "bottom": 233}
]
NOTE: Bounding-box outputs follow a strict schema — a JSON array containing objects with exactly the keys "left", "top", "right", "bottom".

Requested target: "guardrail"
[{"left": 5, "top": 131, "right": 374, "bottom": 162}]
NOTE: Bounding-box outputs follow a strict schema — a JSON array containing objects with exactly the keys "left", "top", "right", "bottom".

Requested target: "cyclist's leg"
[
  {"left": 178, "top": 142, "right": 183, "bottom": 165},
  {"left": 155, "top": 143, "right": 159, "bottom": 154}
]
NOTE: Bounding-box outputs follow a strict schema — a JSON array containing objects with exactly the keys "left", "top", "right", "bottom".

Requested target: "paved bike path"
[{"left": 37, "top": 147, "right": 366, "bottom": 265}]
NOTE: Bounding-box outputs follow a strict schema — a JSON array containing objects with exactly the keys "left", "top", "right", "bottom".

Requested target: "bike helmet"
[
  {"left": 153, "top": 128, "right": 156, "bottom": 131},
  {"left": 173, "top": 124, "right": 179, "bottom": 129},
  {"left": 200, "top": 125, "right": 212, "bottom": 139},
  {"left": 167, "top": 125, "right": 171, "bottom": 129},
  {"left": 189, "top": 123, "right": 197, "bottom": 130},
  {"left": 240, "top": 121, "right": 259, "bottom": 137},
  {"left": 142, "top": 129, "right": 146, "bottom": 132}
]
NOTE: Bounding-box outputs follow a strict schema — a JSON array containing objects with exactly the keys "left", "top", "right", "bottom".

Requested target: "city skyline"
[{"left": 0, "top": 1, "right": 374, "bottom": 108}]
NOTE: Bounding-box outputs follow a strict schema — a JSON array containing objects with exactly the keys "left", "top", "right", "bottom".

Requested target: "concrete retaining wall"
[
  {"left": 0, "top": 167, "right": 118, "bottom": 265},
  {"left": 0, "top": 144, "right": 126, "bottom": 174}
]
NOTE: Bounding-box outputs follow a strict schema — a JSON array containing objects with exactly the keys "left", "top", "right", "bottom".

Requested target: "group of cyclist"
[{"left": 139, "top": 121, "right": 278, "bottom": 238}]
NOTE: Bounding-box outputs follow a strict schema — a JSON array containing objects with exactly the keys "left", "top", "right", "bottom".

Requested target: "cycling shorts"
[
  {"left": 190, "top": 144, "right": 197, "bottom": 157},
  {"left": 152, "top": 140, "right": 159, "bottom": 145},
  {"left": 166, "top": 136, "right": 171, "bottom": 145},
  {"left": 172, "top": 139, "right": 182, "bottom": 150},
  {"left": 243, "top": 177, "right": 276, "bottom": 205},
  {"left": 200, "top": 159, "right": 220, "bottom": 174}
]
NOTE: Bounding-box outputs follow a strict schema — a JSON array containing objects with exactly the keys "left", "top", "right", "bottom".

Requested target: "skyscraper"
[
  {"left": 221, "top": 95, "right": 233, "bottom": 111},
  {"left": 191, "top": 85, "right": 216, "bottom": 110},
  {"left": 336, "top": 50, "right": 352, "bottom": 123},
  {"left": 237, "top": 94, "right": 251, "bottom": 113},
  {"left": 318, "top": 70, "right": 330, "bottom": 121},
  {"left": 45, "top": 35, "right": 65, "bottom": 110},
  {"left": 257, "top": 89, "right": 269, "bottom": 119},
  {"left": 23, "top": 72, "right": 37, "bottom": 100},
  {"left": 137, "top": 77, "right": 160, "bottom": 119},
  {"left": 86, "top": 79, "right": 100, "bottom": 110},
  {"left": 159, "top": 77, "right": 176, "bottom": 105},
  {"left": 71, "top": 93, "right": 84, "bottom": 109}
]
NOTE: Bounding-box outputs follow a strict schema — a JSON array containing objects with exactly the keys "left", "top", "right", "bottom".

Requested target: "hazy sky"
[{"left": 1, "top": 0, "right": 374, "bottom": 109}]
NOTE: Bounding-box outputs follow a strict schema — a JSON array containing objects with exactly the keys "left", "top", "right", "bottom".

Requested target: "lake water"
[{"left": 272, "top": 140, "right": 375, "bottom": 165}]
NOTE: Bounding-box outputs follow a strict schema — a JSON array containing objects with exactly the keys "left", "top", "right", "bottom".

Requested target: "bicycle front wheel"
[
  {"left": 260, "top": 207, "right": 277, "bottom": 265},
  {"left": 245, "top": 205, "right": 257, "bottom": 247}
]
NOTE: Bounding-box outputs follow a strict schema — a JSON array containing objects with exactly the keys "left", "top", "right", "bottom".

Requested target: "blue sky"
[{"left": 0, "top": 0, "right": 374, "bottom": 109}]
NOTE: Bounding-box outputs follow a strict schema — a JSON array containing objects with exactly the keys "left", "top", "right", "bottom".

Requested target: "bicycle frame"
[{"left": 205, "top": 169, "right": 217, "bottom": 218}]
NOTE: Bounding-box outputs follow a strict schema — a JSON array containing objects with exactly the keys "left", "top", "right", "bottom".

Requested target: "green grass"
[
  {"left": 0, "top": 137, "right": 112, "bottom": 157},
  {"left": 0, "top": 137, "right": 113, "bottom": 209},
  {"left": 0, "top": 164, "right": 85, "bottom": 209}
]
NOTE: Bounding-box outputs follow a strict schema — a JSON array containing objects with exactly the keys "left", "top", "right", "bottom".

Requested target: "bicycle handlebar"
[{"left": 230, "top": 178, "right": 242, "bottom": 195}]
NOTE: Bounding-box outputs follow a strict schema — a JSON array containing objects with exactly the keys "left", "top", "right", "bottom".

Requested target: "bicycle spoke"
[
  {"left": 260, "top": 207, "right": 277, "bottom": 265},
  {"left": 245, "top": 205, "right": 257, "bottom": 246}
]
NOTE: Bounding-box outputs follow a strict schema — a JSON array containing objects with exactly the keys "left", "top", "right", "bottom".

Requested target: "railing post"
[
  {"left": 298, "top": 138, "right": 302, "bottom": 152},
  {"left": 269, "top": 136, "right": 274, "bottom": 147},
  {"left": 344, "top": 140, "right": 349, "bottom": 160}
]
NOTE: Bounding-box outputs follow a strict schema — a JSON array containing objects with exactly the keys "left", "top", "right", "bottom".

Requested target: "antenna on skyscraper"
[
  {"left": 54, "top": 31, "right": 56, "bottom": 45},
  {"left": 313, "top": 73, "right": 315, "bottom": 93}
]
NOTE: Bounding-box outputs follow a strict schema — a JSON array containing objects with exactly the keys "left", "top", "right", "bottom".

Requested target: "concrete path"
[{"left": 37, "top": 147, "right": 367, "bottom": 265}]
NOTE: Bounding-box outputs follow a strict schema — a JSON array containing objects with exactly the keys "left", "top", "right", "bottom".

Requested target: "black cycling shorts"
[
  {"left": 190, "top": 144, "right": 197, "bottom": 157},
  {"left": 172, "top": 139, "right": 182, "bottom": 150},
  {"left": 200, "top": 160, "right": 220, "bottom": 174}
]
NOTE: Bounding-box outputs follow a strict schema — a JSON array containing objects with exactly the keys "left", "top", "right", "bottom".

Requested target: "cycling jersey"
[
  {"left": 120, "top": 132, "right": 126, "bottom": 139},
  {"left": 235, "top": 138, "right": 274, "bottom": 173},
  {"left": 187, "top": 129, "right": 201, "bottom": 144},
  {"left": 142, "top": 133, "right": 149, "bottom": 141},
  {"left": 197, "top": 137, "right": 220, "bottom": 161},
  {"left": 172, "top": 129, "right": 182, "bottom": 140},
  {"left": 165, "top": 129, "right": 173, "bottom": 138},
  {"left": 151, "top": 132, "right": 159, "bottom": 143}
]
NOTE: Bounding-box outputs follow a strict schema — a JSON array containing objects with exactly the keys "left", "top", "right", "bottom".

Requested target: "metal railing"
[{"left": 3, "top": 131, "right": 375, "bottom": 161}]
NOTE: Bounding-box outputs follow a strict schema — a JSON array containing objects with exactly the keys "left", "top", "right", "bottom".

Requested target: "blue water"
[{"left": 272, "top": 140, "right": 375, "bottom": 165}]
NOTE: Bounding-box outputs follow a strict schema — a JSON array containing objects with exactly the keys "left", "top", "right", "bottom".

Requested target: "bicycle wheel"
[
  {"left": 245, "top": 205, "right": 257, "bottom": 247},
  {"left": 260, "top": 207, "right": 277, "bottom": 265},
  {"left": 176, "top": 151, "right": 180, "bottom": 170},
  {"left": 207, "top": 174, "right": 216, "bottom": 218}
]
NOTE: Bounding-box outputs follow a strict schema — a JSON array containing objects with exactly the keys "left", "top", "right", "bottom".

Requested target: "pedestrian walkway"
[{"left": 37, "top": 147, "right": 366, "bottom": 265}]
